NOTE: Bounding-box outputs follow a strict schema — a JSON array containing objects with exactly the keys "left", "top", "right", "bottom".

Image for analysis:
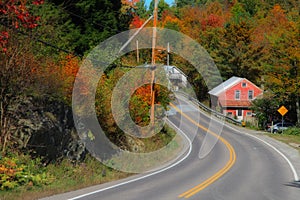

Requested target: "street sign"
[{"left": 277, "top": 106, "right": 288, "bottom": 116}]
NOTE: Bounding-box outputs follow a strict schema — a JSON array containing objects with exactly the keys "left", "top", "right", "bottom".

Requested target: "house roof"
[
  {"left": 219, "top": 99, "right": 251, "bottom": 107},
  {"left": 164, "top": 65, "right": 187, "bottom": 77},
  {"left": 208, "top": 76, "right": 243, "bottom": 96}
]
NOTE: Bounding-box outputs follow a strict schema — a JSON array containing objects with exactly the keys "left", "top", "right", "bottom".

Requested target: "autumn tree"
[
  {"left": 0, "top": 0, "right": 44, "bottom": 52},
  {"left": 0, "top": 0, "right": 45, "bottom": 151},
  {"left": 0, "top": 0, "right": 91, "bottom": 153},
  {"left": 178, "top": 6, "right": 202, "bottom": 40},
  {"left": 129, "top": 83, "right": 170, "bottom": 126},
  {"left": 256, "top": 5, "right": 300, "bottom": 124}
]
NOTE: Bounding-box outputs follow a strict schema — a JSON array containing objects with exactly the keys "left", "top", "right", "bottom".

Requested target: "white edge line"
[
  {"left": 226, "top": 125, "right": 299, "bottom": 182},
  {"left": 182, "top": 94, "right": 299, "bottom": 182},
  {"left": 69, "top": 119, "right": 192, "bottom": 200}
]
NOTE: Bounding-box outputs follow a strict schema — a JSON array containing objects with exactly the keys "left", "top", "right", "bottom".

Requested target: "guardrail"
[{"left": 175, "top": 91, "right": 242, "bottom": 126}]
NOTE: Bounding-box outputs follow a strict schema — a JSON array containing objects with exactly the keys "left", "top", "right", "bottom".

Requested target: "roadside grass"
[
  {"left": 0, "top": 125, "right": 180, "bottom": 200},
  {"left": 267, "top": 134, "right": 300, "bottom": 151},
  {"left": 102, "top": 125, "right": 183, "bottom": 174},
  {"left": 0, "top": 154, "right": 131, "bottom": 200},
  {"left": 141, "top": 125, "right": 178, "bottom": 152},
  {"left": 266, "top": 128, "right": 300, "bottom": 153}
]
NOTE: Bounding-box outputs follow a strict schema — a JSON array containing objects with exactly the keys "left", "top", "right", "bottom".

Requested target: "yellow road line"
[{"left": 169, "top": 103, "right": 236, "bottom": 199}]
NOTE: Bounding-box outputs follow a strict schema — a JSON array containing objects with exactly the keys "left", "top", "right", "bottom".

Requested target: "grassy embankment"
[
  {"left": 267, "top": 127, "right": 300, "bottom": 153},
  {"left": 0, "top": 125, "right": 180, "bottom": 200}
]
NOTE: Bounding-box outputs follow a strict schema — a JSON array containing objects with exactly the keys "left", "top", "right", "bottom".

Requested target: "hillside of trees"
[
  {"left": 126, "top": 0, "right": 300, "bottom": 127},
  {"left": 0, "top": 0, "right": 130, "bottom": 159},
  {"left": 0, "top": 0, "right": 299, "bottom": 195}
]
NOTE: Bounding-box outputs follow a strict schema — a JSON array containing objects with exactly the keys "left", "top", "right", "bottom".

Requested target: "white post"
[
  {"left": 167, "top": 42, "right": 170, "bottom": 66},
  {"left": 271, "top": 121, "right": 273, "bottom": 133}
]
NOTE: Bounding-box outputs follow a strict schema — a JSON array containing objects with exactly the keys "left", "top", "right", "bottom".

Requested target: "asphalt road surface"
[{"left": 42, "top": 97, "right": 300, "bottom": 200}]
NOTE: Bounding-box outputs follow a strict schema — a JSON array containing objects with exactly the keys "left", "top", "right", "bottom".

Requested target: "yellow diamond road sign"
[{"left": 278, "top": 106, "right": 288, "bottom": 116}]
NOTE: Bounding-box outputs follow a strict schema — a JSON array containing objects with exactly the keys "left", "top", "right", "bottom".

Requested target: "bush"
[
  {"left": 283, "top": 127, "right": 300, "bottom": 136},
  {"left": 0, "top": 154, "right": 54, "bottom": 190}
]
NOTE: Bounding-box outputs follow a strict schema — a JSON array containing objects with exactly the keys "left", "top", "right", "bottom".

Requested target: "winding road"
[{"left": 42, "top": 96, "right": 300, "bottom": 200}]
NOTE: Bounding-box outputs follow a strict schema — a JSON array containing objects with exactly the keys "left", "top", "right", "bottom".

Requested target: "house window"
[
  {"left": 242, "top": 82, "right": 247, "bottom": 87},
  {"left": 235, "top": 90, "right": 240, "bottom": 100},
  {"left": 237, "top": 109, "right": 242, "bottom": 116},
  {"left": 227, "top": 112, "right": 233, "bottom": 116},
  {"left": 248, "top": 90, "right": 253, "bottom": 100},
  {"left": 246, "top": 111, "right": 252, "bottom": 116}
]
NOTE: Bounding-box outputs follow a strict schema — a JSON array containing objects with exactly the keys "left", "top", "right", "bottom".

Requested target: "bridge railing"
[{"left": 175, "top": 91, "right": 242, "bottom": 126}]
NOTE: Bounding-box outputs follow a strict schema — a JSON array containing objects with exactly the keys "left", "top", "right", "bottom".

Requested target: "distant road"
[{"left": 42, "top": 97, "right": 300, "bottom": 200}]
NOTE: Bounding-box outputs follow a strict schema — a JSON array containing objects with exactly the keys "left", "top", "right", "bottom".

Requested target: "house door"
[{"left": 237, "top": 109, "right": 243, "bottom": 121}]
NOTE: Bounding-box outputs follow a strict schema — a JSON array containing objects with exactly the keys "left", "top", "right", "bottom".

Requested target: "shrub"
[
  {"left": 0, "top": 154, "right": 54, "bottom": 190},
  {"left": 283, "top": 127, "right": 300, "bottom": 136}
]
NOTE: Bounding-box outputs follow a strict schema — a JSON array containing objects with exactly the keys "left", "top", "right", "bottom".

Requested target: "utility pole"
[
  {"left": 136, "top": 40, "right": 139, "bottom": 63},
  {"left": 117, "top": 0, "right": 159, "bottom": 133},
  {"left": 119, "top": 15, "right": 153, "bottom": 53},
  {"left": 167, "top": 42, "right": 170, "bottom": 66},
  {"left": 150, "top": 0, "right": 158, "bottom": 128}
]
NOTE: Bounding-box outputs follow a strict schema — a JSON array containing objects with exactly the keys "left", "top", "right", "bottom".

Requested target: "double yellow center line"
[{"left": 170, "top": 103, "right": 236, "bottom": 199}]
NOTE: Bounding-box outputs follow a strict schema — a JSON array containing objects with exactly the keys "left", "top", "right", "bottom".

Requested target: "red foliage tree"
[
  {"left": 0, "top": 0, "right": 44, "bottom": 52},
  {"left": 201, "top": 14, "right": 225, "bottom": 30},
  {"left": 130, "top": 15, "right": 145, "bottom": 28}
]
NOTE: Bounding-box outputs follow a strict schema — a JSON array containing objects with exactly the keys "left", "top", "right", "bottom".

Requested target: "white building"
[{"left": 164, "top": 65, "right": 187, "bottom": 91}]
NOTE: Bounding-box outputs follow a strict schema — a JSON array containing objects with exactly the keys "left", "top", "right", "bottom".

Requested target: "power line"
[
  {"left": 0, "top": 21, "right": 82, "bottom": 58},
  {"left": 0, "top": 2, "right": 136, "bottom": 58}
]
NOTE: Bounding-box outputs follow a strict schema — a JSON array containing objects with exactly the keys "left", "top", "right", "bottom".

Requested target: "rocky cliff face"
[{"left": 7, "top": 95, "right": 86, "bottom": 164}]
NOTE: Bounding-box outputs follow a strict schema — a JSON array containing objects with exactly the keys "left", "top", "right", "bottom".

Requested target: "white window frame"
[
  {"left": 248, "top": 90, "right": 253, "bottom": 100},
  {"left": 237, "top": 109, "right": 242, "bottom": 116},
  {"left": 235, "top": 90, "right": 240, "bottom": 100},
  {"left": 242, "top": 82, "right": 247, "bottom": 87}
]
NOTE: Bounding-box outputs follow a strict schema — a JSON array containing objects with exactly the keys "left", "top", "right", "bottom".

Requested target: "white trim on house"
[
  {"left": 208, "top": 76, "right": 242, "bottom": 96},
  {"left": 208, "top": 76, "right": 263, "bottom": 97}
]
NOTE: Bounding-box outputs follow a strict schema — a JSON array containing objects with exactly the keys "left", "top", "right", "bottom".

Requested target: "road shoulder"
[{"left": 225, "top": 123, "right": 300, "bottom": 182}]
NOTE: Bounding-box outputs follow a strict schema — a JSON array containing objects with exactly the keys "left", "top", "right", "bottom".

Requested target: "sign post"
[{"left": 277, "top": 106, "right": 288, "bottom": 134}]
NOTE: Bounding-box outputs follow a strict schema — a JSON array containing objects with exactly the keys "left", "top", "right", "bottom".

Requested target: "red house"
[{"left": 208, "top": 76, "right": 263, "bottom": 121}]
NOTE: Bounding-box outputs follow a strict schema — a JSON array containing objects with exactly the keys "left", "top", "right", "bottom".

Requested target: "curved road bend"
[{"left": 41, "top": 97, "right": 300, "bottom": 200}]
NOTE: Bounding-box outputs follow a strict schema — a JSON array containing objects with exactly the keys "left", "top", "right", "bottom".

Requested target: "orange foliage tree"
[
  {"left": 130, "top": 81, "right": 170, "bottom": 126},
  {"left": 179, "top": 2, "right": 227, "bottom": 41},
  {"left": 0, "top": 34, "right": 43, "bottom": 151},
  {"left": 255, "top": 5, "right": 300, "bottom": 123}
]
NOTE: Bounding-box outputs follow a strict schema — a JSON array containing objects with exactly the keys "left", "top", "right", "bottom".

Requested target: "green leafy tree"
[
  {"left": 135, "top": 0, "right": 149, "bottom": 18},
  {"left": 230, "top": 2, "right": 250, "bottom": 23},
  {"left": 174, "top": 0, "right": 208, "bottom": 8},
  {"left": 49, "top": 0, "right": 128, "bottom": 55},
  {"left": 30, "top": 2, "right": 80, "bottom": 58},
  {"left": 239, "top": 0, "right": 260, "bottom": 16},
  {"left": 149, "top": 0, "right": 171, "bottom": 19},
  {"left": 251, "top": 92, "right": 280, "bottom": 129},
  {"left": 213, "top": 21, "right": 262, "bottom": 83}
]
